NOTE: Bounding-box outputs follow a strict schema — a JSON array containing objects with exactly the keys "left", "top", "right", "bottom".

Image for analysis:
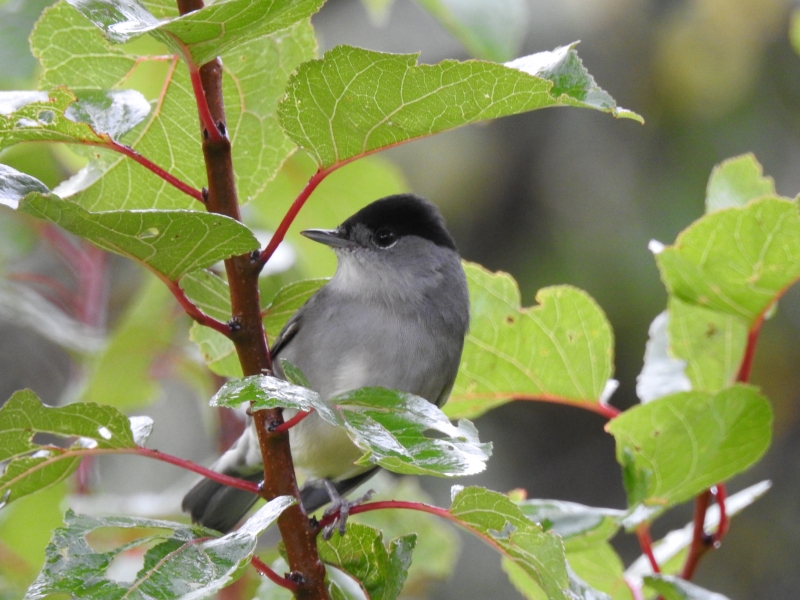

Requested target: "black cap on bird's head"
[{"left": 301, "top": 194, "right": 457, "bottom": 252}]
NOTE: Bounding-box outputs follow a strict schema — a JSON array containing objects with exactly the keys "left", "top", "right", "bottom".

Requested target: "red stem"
[
  {"left": 271, "top": 410, "right": 312, "bottom": 434},
  {"left": 713, "top": 484, "right": 729, "bottom": 542},
  {"left": 161, "top": 276, "right": 232, "bottom": 336},
  {"left": 251, "top": 556, "right": 300, "bottom": 593},
  {"left": 456, "top": 392, "right": 620, "bottom": 420},
  {"left": 681, "top": 489, "right": 713, "bottom": 580},
  {"left": 736, "top": 312, "right": 765, "bottom": 383},
  {"left": 106, "top": 140, "right": 204, "bottom": 202},
  {"left": 257, "top": 167, "right": 333, "bottom": 269},
  {"left": 635, "top": 524, "right": 660, "bottom": 573},
  {"left": 125, "top": 447, "right": 261, "bottom": 494},
  {"left": 166, "top": 33, "right": 224, "bottom": 144}
]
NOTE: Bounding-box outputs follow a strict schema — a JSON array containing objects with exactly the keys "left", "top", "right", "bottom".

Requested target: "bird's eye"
[{"left": 374, "top": 228, "right": 397, "bottom": 248}]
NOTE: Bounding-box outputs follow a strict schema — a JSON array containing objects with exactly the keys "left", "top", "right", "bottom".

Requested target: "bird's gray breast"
[{"left": 274, "top": 290, "right": 464, "bottom": 404}]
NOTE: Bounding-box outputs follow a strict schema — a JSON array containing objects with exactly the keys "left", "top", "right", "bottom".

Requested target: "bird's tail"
[{"left": 182, "top": 466, "right": 380, "bottom": 533}]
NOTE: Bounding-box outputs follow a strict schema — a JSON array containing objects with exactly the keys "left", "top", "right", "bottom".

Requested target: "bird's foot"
[{"left": 320, "top": 479, "right": 375, "bottom": 540}]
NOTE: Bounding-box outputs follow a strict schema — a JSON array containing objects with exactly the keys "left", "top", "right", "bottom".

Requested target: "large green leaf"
[
  {"left": 449, "top": 487, "right": 570, "bottom": 600},
  {"left": 212, "top": 375, "right": 491, "bottom": 477},
  {"left": 318, "top": 523, "right": 415, "bottom": 600},
  {"left": 666, "top": 298, "right": 748, "bottom": 393},
  {"left": 656, "top": 196, "right": 800, "bottom": 321},
  {"left": 278, "top": 43, "right": 641, "bottom": 169},
  {"left": 65, "top": 0, "right": 324, "bottom": 66},
  {"left": 17, "top": 192, "right": 259, "bottom": 280},
  {"left": 31, "top": 3, "right": 315, "bottom": 210},
  {"left": 606, "top": 385, "right": 772, "bottom": 519},
  {"left": 32, "top": 1, "right": 139, "bottom": 89},
  {"left": 416, "top": 0, "right": 529, "bottom": 61},
  {"left": 447, "top": 265, "right": 615, "bottom": 419},
  {"left": 0, "top": 389, "right": 144, "bottom": 504},
  {"left": 25, "top": 497, "right": 294, "bottom": 600}
]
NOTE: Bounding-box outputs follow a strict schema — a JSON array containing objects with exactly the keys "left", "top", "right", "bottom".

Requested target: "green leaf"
[
  {"left": 0, "top": 389, "right": 137, "bottom": 461},
  {"left": 515, "top": 499, "right": 624, "bottom": 552},
  {"left": 318, "top": 523, "right": 416, "bottom": 600},
  {"left": 349, "top": 474, "right": 459, "bottom": 588},
  {"left": 32, "top": 1, "right": 139, "bottom": 89},
  {"left": 625, "top": 481, "right": 771, "bottom": 580},
  {"left": 705, "top": 153, "right": 777, "bottom": 213},
  {"left": 212, "top": 376, "right": 491, "bottom": 477},
  {"left": 83, "top": 274, "right": 178, "bottom": 409},
  {"left": 567, "top": 543, "right": 632, "bottom": 600},
  {"left": 25, "top": 497, "right": 294, "bottom": 600},
  {"left": 656, "top": 196, "right": 800, "bottom": 321},
  {"left": 0, "top": 389, "right": 140, "bottom": 503},
  {"left": 447, "top": 265, "right": 615, "bottom": 420},
  {"left": 666, "top": 298, "right": 748, "bottom": 393},
  {"left": 606, "top": 385, "right": 772, "bottom": 518},
  {"left": 65, "top": 0, "right": 324, "bottom": 66},
  {"left": 449, "top": 487, "right": 571, "bottom": 600},
  {"left": 278, "top": 44, "right": 642, "bottom": 169},
  {"left": 0, "top": 88, "right": 107, "bottom": 150},
  {"left": 416, "top": 0, "right": 529, "bottom": 61},
  {"left": 154, "top": 0, "right": 325, "bottom": 66},
  {"left": 643, "top": 575, "right": 731, "bottom": 600},
  {"left": 17, "top": 192, "right": 259, "bottom": 280},
  {"left": 40, "top": 6, "right": 315, "bottom": 211}
]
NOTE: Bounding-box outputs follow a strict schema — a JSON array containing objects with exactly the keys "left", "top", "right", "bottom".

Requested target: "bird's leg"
[{"left": 320, "top": 479, "right": 375, "bottom": 540}]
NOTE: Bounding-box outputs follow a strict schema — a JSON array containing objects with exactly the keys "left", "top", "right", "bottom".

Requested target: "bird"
[{"left": 182, "top": 193, "right": 470, "bottom": 533}]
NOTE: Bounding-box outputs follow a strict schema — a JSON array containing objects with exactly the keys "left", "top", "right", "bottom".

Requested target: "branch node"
[
  {"left": 217, "top": 120, "right": 227, "bottom": 137},
  {"left": 203, "top": 127, "right": 210, "bottom": 140},
  {"left": 201, "top": 187, "right": 209, "bottom": 203},
  {"left": 228, "top": 316, "right": 242, "bottom": 332},
  {"left": 286, "top": 571, "right": 306, "bottom": 585}
]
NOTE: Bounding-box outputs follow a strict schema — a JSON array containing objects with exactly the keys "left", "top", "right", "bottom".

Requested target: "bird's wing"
[{"left": 270, "top": 312, "right": 301, "bottom": 359}]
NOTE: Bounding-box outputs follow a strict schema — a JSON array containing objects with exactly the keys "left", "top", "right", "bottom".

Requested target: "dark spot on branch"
[
  {"left": 228, "top": 316, "right": 242, "bottom": 331},
  {"left": 286, "top": 572, "right": 306, "bottom": 585},
  {"left": 217, "top": 120, "right": 227, "bottom": 136},
  {"left": 203, "top": 128, "right": 209, "bottom": 140},
  {"left": 201, "top": 187, "right": 209, "bottom": 203}
]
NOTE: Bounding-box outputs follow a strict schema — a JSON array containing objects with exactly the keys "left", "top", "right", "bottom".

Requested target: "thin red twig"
[
  {"left": 681, "top": 489, "right": 713, "bottom": 580},
  {"left": 635, "top": 524, "right": 660, "bottom": 573},
  {"left": 122, "top": 447, "right": 261, "bottom": 494},
  {"left": 161, "top": 276, "right": 232, "bottom": 336},
  {"left": 713, "top": 484, "right": 729, "bottom": 542},
  {"left": 456, "top": 392, "right": 620, "bottom": 420},
  {"left": 106, "top": 140, "right": 204, "bottom": 202},
  {"left": 166, "top": 32, "right": 224, "bottom": 144},
  {"left": 736, "top": 312, "right": 765, "bottom": 383},
  {"left": 271, "top": 410, "right": 312, "bottom": 434},
  {"left": 251, "top": 556, "right": 300, "bottom": 593},
  {"left": 257, "top": 166, "right": 333, "bottom": 269}
]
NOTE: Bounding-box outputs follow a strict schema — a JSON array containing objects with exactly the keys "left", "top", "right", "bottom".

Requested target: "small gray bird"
[{"left": 182, "top": 194, "right": 470, "bottom": 533}]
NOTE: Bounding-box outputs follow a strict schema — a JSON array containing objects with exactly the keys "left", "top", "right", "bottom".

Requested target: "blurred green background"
[{"left": 1, "top": 0, "right": 800, "bottom": 598}]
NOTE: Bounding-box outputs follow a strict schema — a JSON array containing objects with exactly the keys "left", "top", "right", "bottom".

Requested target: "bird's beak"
[{"left": 300, "top": 228, "right": 351, "bottom": 248}]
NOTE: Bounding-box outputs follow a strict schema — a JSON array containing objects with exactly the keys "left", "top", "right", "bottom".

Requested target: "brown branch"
[{"left": 173, "top": 1, "right": 329, "bottom": 596}]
